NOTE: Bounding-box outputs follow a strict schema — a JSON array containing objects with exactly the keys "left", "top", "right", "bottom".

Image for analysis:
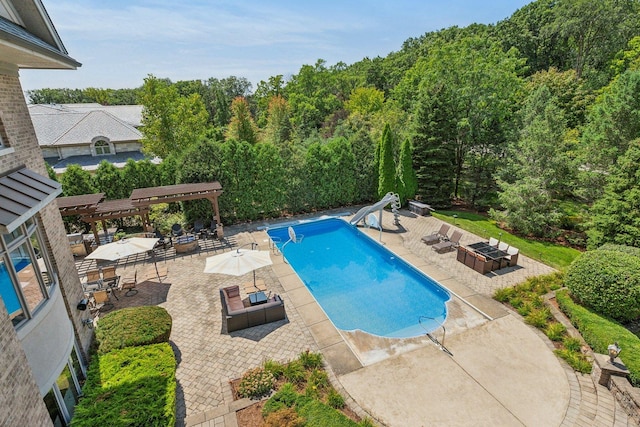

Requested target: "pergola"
[{"left": 56, "top": 182, "right": 223, "bottom": 245}]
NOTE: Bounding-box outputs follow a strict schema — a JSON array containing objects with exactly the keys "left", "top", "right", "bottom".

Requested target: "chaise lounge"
[{"left": 220, "top": 285, "right": 286, "bottom": 332}]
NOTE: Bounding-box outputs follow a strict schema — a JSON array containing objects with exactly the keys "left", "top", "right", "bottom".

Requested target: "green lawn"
[{"left": 433, "top": 211, "right": 582, "bottom": 270}]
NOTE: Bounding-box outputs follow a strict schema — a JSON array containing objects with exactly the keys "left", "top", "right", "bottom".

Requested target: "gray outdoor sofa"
[{"left": 220, "top": 285, "right": 286, "bottom": 332}]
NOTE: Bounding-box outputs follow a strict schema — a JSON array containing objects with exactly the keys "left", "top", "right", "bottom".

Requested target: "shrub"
[
  {"left": 563, "top": 336, "right": 583, "bottom": 352},
  {"left": 305, "top": 369, "right": 329, "bottom": 399},
  {"left": 95, "top": 306, "right": 172, "bottom": 354},
  {"left": 525, "top": 307, "right": 551, "bottom": 328},
  {"left": 263, "top": 358, "right": 286, "bottom": 379},
  {"left": 299, "top": 350, "right": 323, "bottom": 370},
  {"left": 554, "top": 348, "right": 592, "bottom": 373},
  {"left": 598, "top": 243, "right": 640, "bottom": 258},
  {"left": 557, "top": 290, "right": 640, "bottom": 386},
  {"left": 493, "top": 287, "right": 514, "bottom": 303},
  {"left": 545, "top": 323, "right": 567, "bottom": 341},
  {"left": 565, "top": 249, "right": 640, "bottom": 322},
  {"left": 263, "top": 383, "right": 299, "bottom": 416},
  {"left": 72, "top": 343, "right": 176, "bottom": 426},
  {"left": 327, "top": 389, "right": 345, "bottom": 409},
  {"left": 264, "top": 407, "right": 304, "bottom": 427},
  {"left": 283, "top": 360, "right": 306, "bottom": 384},
  {"left": 237, "top": 367, "right": 275, "bottom": 399}
]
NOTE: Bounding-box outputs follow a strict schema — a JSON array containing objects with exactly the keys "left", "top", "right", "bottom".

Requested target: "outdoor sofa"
[{"left": 220, "top": 285, "right": 286, "bottom": 332}]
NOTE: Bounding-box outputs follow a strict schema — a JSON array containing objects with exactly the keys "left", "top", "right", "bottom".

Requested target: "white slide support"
[{"left": 349, "top": 192, "right": 400, "bottom": 226}]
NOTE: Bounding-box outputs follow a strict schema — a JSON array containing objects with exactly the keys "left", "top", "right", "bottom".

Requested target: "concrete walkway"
[{"left": 82, "top": 209, "right": 638, "bottom": 427}]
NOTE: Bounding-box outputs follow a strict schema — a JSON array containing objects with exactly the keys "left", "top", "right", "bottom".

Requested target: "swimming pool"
[{"left": 267, "top": 218, "right": 451, "bottom": 338}]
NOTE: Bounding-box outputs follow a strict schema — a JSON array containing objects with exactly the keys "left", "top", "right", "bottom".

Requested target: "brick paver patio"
[{"left": 78, "top": 208, "right": 637, "bottom": 427}]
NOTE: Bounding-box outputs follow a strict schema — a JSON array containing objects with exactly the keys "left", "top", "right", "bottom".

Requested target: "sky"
[{"left": 20, "top": 0, "right": 532, "bottom": 93}]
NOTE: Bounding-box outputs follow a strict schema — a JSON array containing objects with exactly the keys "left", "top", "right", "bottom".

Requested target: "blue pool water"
[{"left": 267, "top": 218, "right": 450, "bottom": 338}]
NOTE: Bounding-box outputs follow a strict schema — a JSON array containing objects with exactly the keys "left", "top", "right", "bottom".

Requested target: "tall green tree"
[
  {"left": 586, "top": 140, "right": 640, "bottom": 248},
  {"left": 93, "top": 161, "right": 125, "bottom": 199},
  {"left": 378, "top": 124, "right": 396, "bottom": 199},
  {"left": 579, "top": 70, "right": 640, "bottom": 200},
  {"left": 403, "top": 36, "right": 524, "bottom": 206},
  {"left": 263, "top": 95, "right": 291, "bottom": 147},
  {"left": 412, "top": 85, "right": 456, "bottom": 208},
  {"left": 60, "top": 164, "right": 95, "bottom": 196},
  {"left": 140, "top": 75, "right": 209, "bottom": 158},
  {"left": 396, "top": 138, "right": 417, "bottom": 205},
  {"left": 225, "top": 97, "right": 259, "bottom": 144}
]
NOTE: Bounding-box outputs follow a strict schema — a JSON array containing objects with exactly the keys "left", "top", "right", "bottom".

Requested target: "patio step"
[{"left": 561, "top": 368, "right": 638, "bottom": 427}]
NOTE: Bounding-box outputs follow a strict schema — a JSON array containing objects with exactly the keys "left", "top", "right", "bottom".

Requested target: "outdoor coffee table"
[{"left": 249, "top": 291, "right": 268, "bottom": 306}]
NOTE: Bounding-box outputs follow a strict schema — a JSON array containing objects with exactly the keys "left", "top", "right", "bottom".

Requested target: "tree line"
[{"left": 42, "top": 0, "right": 640, "bottom": 249}]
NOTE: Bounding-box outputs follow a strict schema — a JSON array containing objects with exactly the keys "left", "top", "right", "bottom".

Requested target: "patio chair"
[
  {"left": 82, "top": 269, "right": 102, "bottom": 292},
  {"left": 90, "top": 289, "right": 113, "bottom": 313},
  {"left": 171, "top": 223, "right": 184, "bottom": 237},
  {"left": 192, "top": 219, "right": 206, "bottom": 239},
  {"left": 119, "top": 270, "right": 138, "bottom": 296},
  {"left": 432, "top": 230, "right": 462, "bottom": 253},
  {"left": 502, "top": 246, "right": 519, "bottom": 268},
  {"left": 153, "top": 229, "right": 171, "bottom": 249},
  {"left": 464, "top": 250, "right": 477, "bottom": 268},
  {"left": 489, "top": 237, "right": 499, "bottom": 247},
  {"left": 421, "top": 223, "right": 451, "bottom": 245},
  {"left": 498, "top": 241, "right": 509, "bottom": 252},
  {"left": 456, "top": 246, "right": 468, "bottom": 264},
  {"left": 203, "top": 219, "right": 218, "bottom": 239},
  {"left": 474, "top": 255, "right": 493, "bottom": 275}
]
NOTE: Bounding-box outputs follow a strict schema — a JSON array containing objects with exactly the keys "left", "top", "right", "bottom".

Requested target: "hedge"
[
  {"left": 71, "top": 343, "right": 176, "bottom": 426},
  {"left": 564, "top": 249, "right": 640, "bottom": 322},
  {"left": 598, "top": 243, "right": 640, "bottom": 258},
  {"left": 556, "top": 290, "right": 640, "bottom": 387},
  {"left": 95, "top": 306, "right": 172, "bottom": 354}
]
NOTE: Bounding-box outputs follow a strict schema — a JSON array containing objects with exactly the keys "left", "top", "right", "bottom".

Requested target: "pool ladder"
[{"left": 419, "top": 316, "right": 453, "bottom": 357}]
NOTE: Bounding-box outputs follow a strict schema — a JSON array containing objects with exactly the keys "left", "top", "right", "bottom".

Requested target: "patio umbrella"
[
  {"left": 203, "top": 249, "right": 272, "bottom": 289},
  {"left": 85, "top": 237, "right": 162, "bottom": 279}
]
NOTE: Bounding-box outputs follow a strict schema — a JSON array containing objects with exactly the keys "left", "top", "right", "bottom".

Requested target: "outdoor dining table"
[{"left": 467, "top": 242, "right": 510, "bottom": 265}]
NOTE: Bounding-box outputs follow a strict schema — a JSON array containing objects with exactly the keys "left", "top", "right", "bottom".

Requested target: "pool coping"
[{"left": 260, "top": 217, "right": 509, "bottom": 375}]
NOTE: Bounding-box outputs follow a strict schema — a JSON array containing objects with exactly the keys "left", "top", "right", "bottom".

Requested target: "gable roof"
[
  {"left": 29, "top": 103, "right": 143, "bottom": 127},
  {"left": 0, "top": 0, "right": 80, "bottom": 69}
]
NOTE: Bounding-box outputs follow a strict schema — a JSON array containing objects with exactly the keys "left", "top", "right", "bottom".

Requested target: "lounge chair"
[
  {"left": 432, "top": 230, "right": 462, "bottom": 253},
  {"left": 421, "top": 223, "right": 451, "bottom": 245}
]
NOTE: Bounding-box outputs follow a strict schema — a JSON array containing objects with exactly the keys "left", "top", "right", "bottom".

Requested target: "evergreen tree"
[
  {"left": 378, "top": 124, "right": 396, "bottom": 199},
  {"left": 397, "top": 138, "right": 417, "bottom": 204},
  {"left": 225, "top": 97, "right": 259, "bottom": 144},
  {"left": 60, "top": 164, "right": 95, "bottom": 197},
  {"left": 412, "top": 86, "right": 456, "bottom": 208},
  {"left": 93, "top": 161, "right": 125, "bottom": 200}
]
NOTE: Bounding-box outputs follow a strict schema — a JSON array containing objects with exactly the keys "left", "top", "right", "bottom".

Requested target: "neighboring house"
[
  {"left": 0, "top": 1, "right": 92, "bottom": 426},
  {"left": 28, "top": 103, "right": 156, "bottom": 173}
]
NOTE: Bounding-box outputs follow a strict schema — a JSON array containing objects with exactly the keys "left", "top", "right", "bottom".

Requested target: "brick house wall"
[{"left": 0, "top": 68, "right": 91, "bottom": 424}]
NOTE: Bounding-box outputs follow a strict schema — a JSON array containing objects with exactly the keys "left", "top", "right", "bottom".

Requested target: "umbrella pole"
[{"left": 153, "top": 251, "right": 161, "bottom": 282}]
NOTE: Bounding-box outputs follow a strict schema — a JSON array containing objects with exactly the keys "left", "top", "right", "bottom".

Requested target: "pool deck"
[{"left": 81, "top": 209, "right": 638, "bottom": 427}]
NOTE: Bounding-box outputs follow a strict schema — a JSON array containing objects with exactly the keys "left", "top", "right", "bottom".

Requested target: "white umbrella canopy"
[
  {"left": 85, "top": 237, "right": 159, "bottom": 261},
  {"left": 204, "top": 249, "right": 273, "bottom": 286}
]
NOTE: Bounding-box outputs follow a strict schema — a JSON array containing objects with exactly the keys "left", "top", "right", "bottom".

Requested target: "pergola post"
[
  {"left": 90, "top": 221, "right": 99, "bottom": 246},
  {"left": 208, "top": 196, "right": 223, "bottom": 238},
  {"left": 101, "top": 220, "right": 109, "bottom": 244}
]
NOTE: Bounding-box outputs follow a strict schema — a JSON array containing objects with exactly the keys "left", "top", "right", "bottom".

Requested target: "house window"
[
  {"left": 0, "top": 216, "right": 57, "bottom": 327},
  {"left": 94, "top": 140, "right": 111, "bottom": 155},
  {"left": 43, "top": 346, "right": 85, "bottom": 426}
]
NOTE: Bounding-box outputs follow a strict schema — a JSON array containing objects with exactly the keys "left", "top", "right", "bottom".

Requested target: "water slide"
[{"left": 349, "top": 192, "right": 400, "bottom": 226}]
